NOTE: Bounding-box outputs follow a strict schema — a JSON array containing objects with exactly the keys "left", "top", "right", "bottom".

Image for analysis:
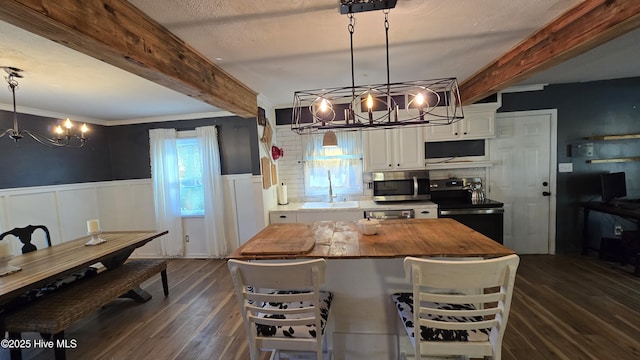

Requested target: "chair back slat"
[
  {"left": 245, "top": 291, "right": 315, "bottom": 303},
  {"left": 232, "top": 260, "right": 325, "bottom": 289},
  {"left": 419, "top": 318, "right": 499, "bottom": 331},
  {"left": 422, "top": 305, "right": 499, "bottom": 318},
  {"left": 247, "top": 304, "right": 316, "bottom": 316},
  {"left": 419, "top": 291, "right": 504, "bottom": 305},
  {"left": 249, "top": 315, "right": 317, "bottom": 327},
  {"left": 405, "top": 256, "right": 516, "bottom": 289}
]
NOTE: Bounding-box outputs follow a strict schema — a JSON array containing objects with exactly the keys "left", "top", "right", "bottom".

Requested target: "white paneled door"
[{"left": 489, "top": 110, "right": 556, "bottom": 254}]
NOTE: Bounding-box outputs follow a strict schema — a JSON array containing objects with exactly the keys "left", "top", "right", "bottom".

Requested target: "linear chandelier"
[
  {"left": 0, "top": 66, "right": 88, "bottom": 148},
  {"left": 291, "top": 0, "right": 464, "bottom": 135}
]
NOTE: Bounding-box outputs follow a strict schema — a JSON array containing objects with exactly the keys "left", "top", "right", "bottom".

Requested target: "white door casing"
[{"left": 489, "top": 110, "right": 557, "bottom": 254}]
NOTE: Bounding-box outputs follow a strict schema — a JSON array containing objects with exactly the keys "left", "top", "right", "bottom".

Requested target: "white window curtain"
[
  {"left": 304, "top": 131, "right": 363, "bottom": 198},
  {"left": 196, "top": 126, "right": 228, "bottom": 258},
  {"left": 149, "top": 128, "right": 184, "bottom": 256}
]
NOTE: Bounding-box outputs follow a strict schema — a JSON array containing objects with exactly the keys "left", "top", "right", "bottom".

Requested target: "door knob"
[{"left": 542, "top": 191, "right": 551, "bottom": 196}]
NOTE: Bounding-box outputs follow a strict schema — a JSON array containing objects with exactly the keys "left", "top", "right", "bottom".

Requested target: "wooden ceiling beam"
[
  {"left": 459, "top": 0, "right": 640, "bottom": 105},
  {"left": 0, "top": 0, "right": 258, "bottom": 118}
]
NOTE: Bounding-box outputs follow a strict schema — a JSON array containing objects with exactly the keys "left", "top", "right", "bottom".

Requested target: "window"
[
  {"left": 304, "top": 132, "right": 363, "bottom": 198},
  {"left": 177, "top": 135, "right": 204, "bottom": 216}
]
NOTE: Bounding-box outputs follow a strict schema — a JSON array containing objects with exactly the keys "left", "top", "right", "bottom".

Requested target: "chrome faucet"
[{"left": 328, "top": 170, "right": 334, "bottom": 203}]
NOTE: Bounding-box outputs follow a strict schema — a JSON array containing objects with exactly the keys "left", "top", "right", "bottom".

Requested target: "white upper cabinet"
[
  {"left": 425, "top": 106, "right": 497, "bottom": 142},
  {"left": 364, "top": 129, "right": 392, "bottom": 171},
  {"left": 364, "top": 127, "right": 424, "bottom": 171},
  {"left": 396, "top": 126, "right": 425, "bottom": 168}
]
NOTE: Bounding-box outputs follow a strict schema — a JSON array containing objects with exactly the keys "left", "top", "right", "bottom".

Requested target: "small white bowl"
[{"left": 358, "top": 218, "right": 381, "bottom": 235}]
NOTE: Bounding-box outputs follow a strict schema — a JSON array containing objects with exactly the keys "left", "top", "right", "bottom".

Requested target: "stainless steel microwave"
[{"left": 372, "top": 171, "right": 430, "bottom": 202}]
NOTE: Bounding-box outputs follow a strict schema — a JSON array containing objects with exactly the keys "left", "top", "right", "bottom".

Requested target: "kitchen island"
[{"left": 228, "top": 219, "right": 514, "bottom": 360}]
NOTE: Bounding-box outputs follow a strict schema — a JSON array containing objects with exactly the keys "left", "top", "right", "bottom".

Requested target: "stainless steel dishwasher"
[{"left": 364, "top": 209, "right": 414, "bottom": 220}]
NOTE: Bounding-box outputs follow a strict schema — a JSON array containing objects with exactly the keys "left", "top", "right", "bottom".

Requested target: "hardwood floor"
[
  {"left": 503, "top": 255, "right": 640, "bottom": 360},
  {"left": 3, "top": 255, "right": 640, "bottom": 359}
]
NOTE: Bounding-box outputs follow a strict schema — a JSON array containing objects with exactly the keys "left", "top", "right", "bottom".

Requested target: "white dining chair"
[
  {"left": 227, "top": 258, "right": 333, "bottom": 360},
  {"left": 392, "top": 254, "right": 520, "bottom": 360}
]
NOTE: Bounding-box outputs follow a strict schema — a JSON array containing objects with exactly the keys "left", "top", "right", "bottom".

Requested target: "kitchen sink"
[{"left": 300, "top": 201, "right": 359, "bottom": 209}]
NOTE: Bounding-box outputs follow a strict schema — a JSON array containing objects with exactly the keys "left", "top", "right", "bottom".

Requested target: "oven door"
[
  {"left": 439, "top": 208, "right": 504, "bottom": 244},
  {"left": 372, "top": 172, "right": 430, "bottom": 202}
]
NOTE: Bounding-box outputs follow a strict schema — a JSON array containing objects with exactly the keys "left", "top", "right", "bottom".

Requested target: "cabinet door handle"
[
  {"left": 421, "top": 210, "right": 430, "bottom": 214},
  {"left": 279, "top": 215, "right": 287, "bottom": 218}
]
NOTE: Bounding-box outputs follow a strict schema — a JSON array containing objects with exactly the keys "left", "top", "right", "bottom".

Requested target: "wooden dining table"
[
  {"left": 228, "top": 219, "right": 515, "bottom": 360},
  {"left": 0, "top": 230, "right": 168, "bottom": 307}
]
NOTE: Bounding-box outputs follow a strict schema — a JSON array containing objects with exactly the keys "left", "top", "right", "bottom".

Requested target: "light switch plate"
[{"left": 558, "top": 163, "right": 573, "bottom": 173}]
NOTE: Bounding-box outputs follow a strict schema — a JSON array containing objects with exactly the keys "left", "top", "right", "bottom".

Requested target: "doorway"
[{"left": 489, "top": 110, "right": 557, "bottom": 254}]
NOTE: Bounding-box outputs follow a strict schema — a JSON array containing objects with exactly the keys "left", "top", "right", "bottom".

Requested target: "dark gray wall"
[
  {"left": 0, "top": 111, "right": 260, "bottom": 189},
  {"left": 107, "top": 116, "right": 261, "bottom": 179},
  {"left": 0, "top": 112, "right": 112, "bottom": 188},
  {"left": 499, "top": 77, "right": 640, "bottom": 254}
]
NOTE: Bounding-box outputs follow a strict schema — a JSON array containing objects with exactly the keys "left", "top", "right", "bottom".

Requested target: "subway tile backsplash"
[{"left": 275, "top": 126, "right": 305, "bottom": 200}]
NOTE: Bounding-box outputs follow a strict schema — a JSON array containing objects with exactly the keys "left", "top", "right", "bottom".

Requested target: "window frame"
[
  {"left": 303, "top": 132, "right": 364, "bottom": 199},
  {"left": 176, "top": 130, "right": 205, "bottom": 217}
]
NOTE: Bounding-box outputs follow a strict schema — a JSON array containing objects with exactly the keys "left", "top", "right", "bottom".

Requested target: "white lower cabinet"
[
  {"left": 296, "top": 210, "right": 364, "bottom": 223},
  {"left": 269, "top": 212, "right": 298, "bottom": 223},
  {"left": 413, "top": 205, "right": 438, "bottom": 219},
  {"left": 270, "top": 210, "right": 363, "bottom": 224}
]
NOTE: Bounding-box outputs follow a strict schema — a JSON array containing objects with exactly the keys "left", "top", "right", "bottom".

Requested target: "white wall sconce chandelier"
[
  {"left": 0, "top": 66, "right": 88, "bottom": 148},
  {"left": 291, "top": 0, "right": 464, "bottom": 136}
]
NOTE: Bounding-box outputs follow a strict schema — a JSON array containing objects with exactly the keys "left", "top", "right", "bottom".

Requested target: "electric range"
[{"left": 429, "top": 178, "right": 504, "bottom": 243}]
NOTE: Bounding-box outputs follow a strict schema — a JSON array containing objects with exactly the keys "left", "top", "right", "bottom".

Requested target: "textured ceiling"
[{"left": 0, "top": 0, "right": 639, "bottom": 123}]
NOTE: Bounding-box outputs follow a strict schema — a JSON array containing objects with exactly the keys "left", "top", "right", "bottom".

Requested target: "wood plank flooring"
[{"left": 3, "top": 255, "right": 640, "bottom": 359}]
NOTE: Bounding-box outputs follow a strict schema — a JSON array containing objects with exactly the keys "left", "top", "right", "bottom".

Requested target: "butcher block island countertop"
[{"left": 229, "top": 218, "right": 514, "bottom": 260}]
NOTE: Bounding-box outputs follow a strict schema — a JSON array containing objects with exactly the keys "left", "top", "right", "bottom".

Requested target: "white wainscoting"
[
  {"left": 0, "top": 174, "right": 265, "bottom": 258},
  {"left": 181, "top": 174, "right": 266, "bottom": 258}
]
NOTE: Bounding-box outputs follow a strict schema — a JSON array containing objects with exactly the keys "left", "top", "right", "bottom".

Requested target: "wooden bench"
[{"left": 4, "top": 259, "right": 168, "bottom": 360}]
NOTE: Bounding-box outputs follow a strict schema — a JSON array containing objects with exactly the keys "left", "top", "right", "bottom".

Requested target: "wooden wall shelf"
[
  {"left": 584, "top": 133, "right": 640, "bottom": 163},
  {"left": 586, "top": 157, "right": 640, "bottom": 164},
  {"left": 585, "top": 133, "right": 640, "bottom": 141}
]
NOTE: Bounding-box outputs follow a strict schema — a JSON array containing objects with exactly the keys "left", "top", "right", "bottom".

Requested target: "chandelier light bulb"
[
  {"left": 54, "top": 125, "right": 64, "bottom": 136},
  {"left": 366, "top": 93, "right": 374, "bottom": 110},
  {"left": 81, "top": 123, "right": 89, "bottom": 133},
  {"left": 415, "top": 92, "right": 425, "bottom": 107},
  {"left": 319, "top": 98, "right": 329, "bottom": 112}
]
